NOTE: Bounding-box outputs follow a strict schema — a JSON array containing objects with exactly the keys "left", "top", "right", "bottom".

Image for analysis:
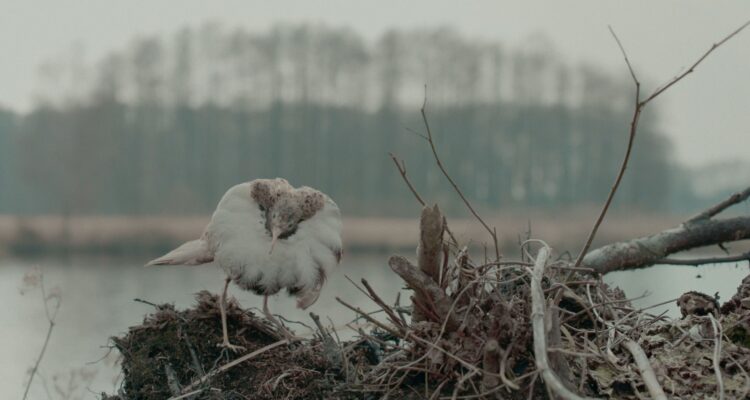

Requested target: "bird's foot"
[{"left": 217, "top": 340, "right": 246, "bottom": 353}]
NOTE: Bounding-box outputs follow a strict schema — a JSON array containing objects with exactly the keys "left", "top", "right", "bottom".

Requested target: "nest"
[
  {"left": 105, "top": 291, "right": 346, "bottom": 400},
  {"left": 103, "top": 208, "right": 750, "bottom": 400}
]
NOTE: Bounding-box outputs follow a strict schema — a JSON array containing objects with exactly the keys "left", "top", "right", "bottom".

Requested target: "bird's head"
[{"left": 268, "top": 196, "right": 303, "bottom": 254}]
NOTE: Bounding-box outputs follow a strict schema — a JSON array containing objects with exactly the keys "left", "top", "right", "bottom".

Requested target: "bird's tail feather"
[{"left": 145, "top": 239, "right": 214, "bottom": 266}]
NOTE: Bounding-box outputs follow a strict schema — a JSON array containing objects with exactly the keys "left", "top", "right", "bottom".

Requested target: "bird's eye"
[{"left": 259, "top": 204, "right": 266, "bottom": 212}]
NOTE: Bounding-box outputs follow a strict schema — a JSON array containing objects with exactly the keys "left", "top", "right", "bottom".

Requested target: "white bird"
[{"left": 146, "top": 178, "right": 343, "bottom": 350}]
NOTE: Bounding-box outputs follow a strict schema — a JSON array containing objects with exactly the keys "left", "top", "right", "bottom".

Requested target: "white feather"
[{"left": 148, "top": 180, "right": 343, "bottom": 310}]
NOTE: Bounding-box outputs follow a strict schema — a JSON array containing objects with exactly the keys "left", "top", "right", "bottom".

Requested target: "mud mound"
[{"left": 106, "top": 291, "right": 345, "bottom": 400}]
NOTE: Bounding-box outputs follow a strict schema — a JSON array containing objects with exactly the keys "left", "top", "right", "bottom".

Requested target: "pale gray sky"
[{"left": 1, "top": 0, "right": 748, "bottom": 166}]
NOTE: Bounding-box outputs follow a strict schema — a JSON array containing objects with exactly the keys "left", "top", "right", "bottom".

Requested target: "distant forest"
[{"left": 0, "top": 24, "right": 679, "bottom": 216}]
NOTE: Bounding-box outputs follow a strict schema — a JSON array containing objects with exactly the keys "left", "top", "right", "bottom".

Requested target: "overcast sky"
[{"left": 1, "top": 0, "right": 748, "bottom": 167}]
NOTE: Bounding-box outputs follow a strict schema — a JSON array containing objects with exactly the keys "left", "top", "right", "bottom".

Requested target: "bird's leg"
[
  {"left": 263, "top": 295, "right": 295, "bottom": 340},
  {"left": 217, "top": 277, "right": 245, "bottom": 352}
]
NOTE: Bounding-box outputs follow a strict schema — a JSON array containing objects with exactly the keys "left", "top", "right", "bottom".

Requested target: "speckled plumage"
[{"left": 147, "top": 178, "right": 342, "bottom": 310}]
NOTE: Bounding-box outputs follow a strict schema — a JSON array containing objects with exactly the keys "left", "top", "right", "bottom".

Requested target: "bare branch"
[
  {"left": 573, "top": 22, "right": 750, "bottom": 269},
  {"left": 419, "top": 87, "right": 500, "bottom": 260},
  {"left": 583, "top": 216, "right": 750, "bottom": 273},
  {"left": 644, "top": 20, "right": 750, "bottom": 105},
  {"left": 360, "top": 279, "right": 407, "bottom": 333},
  {"left": 573, "top": 27, "right": 642, "bottom": 270},
  {"left": 608, "top": 26, "right": 639, "bottom": 87},
  {"left": 657, "top": 251, "right": 750, "bottom": 266},
  {"left": 688, "top": 185, "right": 750, "bottom": 223},
  {"left": 389, "top": 153, "right": 426, "bottom": 207},
  {"left": 389, "top": 152, "right": 460, "bottom": 247}
]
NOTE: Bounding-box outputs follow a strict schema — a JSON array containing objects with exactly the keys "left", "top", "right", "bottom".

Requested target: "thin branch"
[
  {"left": 688, "top": 185, "right": 750, "bottom": 223},
  {"left": 390, "top": 153, "right": 426, "bottom": 207},
  {"left": 644, "top": 20, "right": 750, "bottom": 105},
  {"left": 657, "top": 251, "right": 750, "bottom": 266},
  {"left": 573, "top": 27, "right": 641, "bottom": 269},
  {"left": 390, "top": 152, "right": 460, "bottom": 247},
  {"left": 335, "top": 297, "right": 405, "bottom": 339},
  {"left": 622, "top": 339, "right": 667, "bottom": 400},
  {"left": 573, "top": 22, "right": 750, "bottom": 269},
  {"left": 361, "top": 279, "right": 407, "bottom": 334},
  {"left": 607, "top": 25, "right": 639, "bottom": 86},
  {"left": 419, "top": 87, "right": 500, "bottom": 260}
]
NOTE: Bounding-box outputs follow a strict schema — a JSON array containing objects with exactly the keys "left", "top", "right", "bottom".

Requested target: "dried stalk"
[
  {"left": 23, "top": 274, "right": 61, "bottom": 400},
  {"left": 622, "top": 339, "right": 667, "bottom": 400},
  {"left": 531, "top": 246, "right": 599, "bottom": 400},
  {"left": 709, "top": 315, "right": 725, "bottom": 400}
]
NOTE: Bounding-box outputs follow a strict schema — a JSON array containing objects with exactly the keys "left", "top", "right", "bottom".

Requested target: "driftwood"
[
  {"left": 406, "top": 204, "right": 449, "bottom": 325},
  {"left": 583, "top": 186, "right": 750, "bottom": 273},
  {"left": 388, "top": 254, "right": 459, "bottom": 332}
]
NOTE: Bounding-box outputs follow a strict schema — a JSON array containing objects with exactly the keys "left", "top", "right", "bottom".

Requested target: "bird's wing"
[
  {"left": 294, "top": 193, "right": 343, "bottom": 309},
  {"left": 145, "top": 232, "right": 214, "bottom": 266},
  {"left": 299, "top": 190, "right": 343, "bottom": 260}
]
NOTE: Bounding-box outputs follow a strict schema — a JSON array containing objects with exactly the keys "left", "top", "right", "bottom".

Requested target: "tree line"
[{"left": 0, "top": 24, "right": 676, "bottom": 216}]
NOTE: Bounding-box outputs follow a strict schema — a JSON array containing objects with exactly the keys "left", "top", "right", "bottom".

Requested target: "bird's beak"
[{"left": 269, "top": 228, "right": 281, "bottom": 254}]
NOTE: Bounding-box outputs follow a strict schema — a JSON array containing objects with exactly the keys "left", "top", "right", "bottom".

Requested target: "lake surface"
[{"left": 2, "top": 253, "right": 748, "bottom": 398}]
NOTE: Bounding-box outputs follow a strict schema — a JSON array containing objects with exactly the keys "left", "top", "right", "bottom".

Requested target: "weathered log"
[
  {"left": 388, "top": 255, "right": 458, "bottom": 331},
  {"left": 406, "top": 204, "right": 447, "bottom": 325},
  {"left": 418, "top": 204, "right": 444, "bottom": 285},
  {"left": 582, "top": 216, "right": 750, "bottom": 274}
]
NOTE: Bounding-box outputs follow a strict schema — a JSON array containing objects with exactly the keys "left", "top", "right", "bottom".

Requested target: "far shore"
[{"left": 0, "top": 211, "right": 685, "bottom": 257}]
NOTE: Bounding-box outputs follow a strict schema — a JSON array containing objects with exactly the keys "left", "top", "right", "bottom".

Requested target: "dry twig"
[
  {"left": 419, "top": 88, "right": 500, "bottom": 261},
  {"left": 622, "top": 339, "right": 667, "bottom": 400}
]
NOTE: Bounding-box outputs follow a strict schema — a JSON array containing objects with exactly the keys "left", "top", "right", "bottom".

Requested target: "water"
[
  {"left": 1, "top": 253, "right": 402, "bottom": 399},
  {"left": 2, "top": 254, "right": 748, "bottom": 399}
]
